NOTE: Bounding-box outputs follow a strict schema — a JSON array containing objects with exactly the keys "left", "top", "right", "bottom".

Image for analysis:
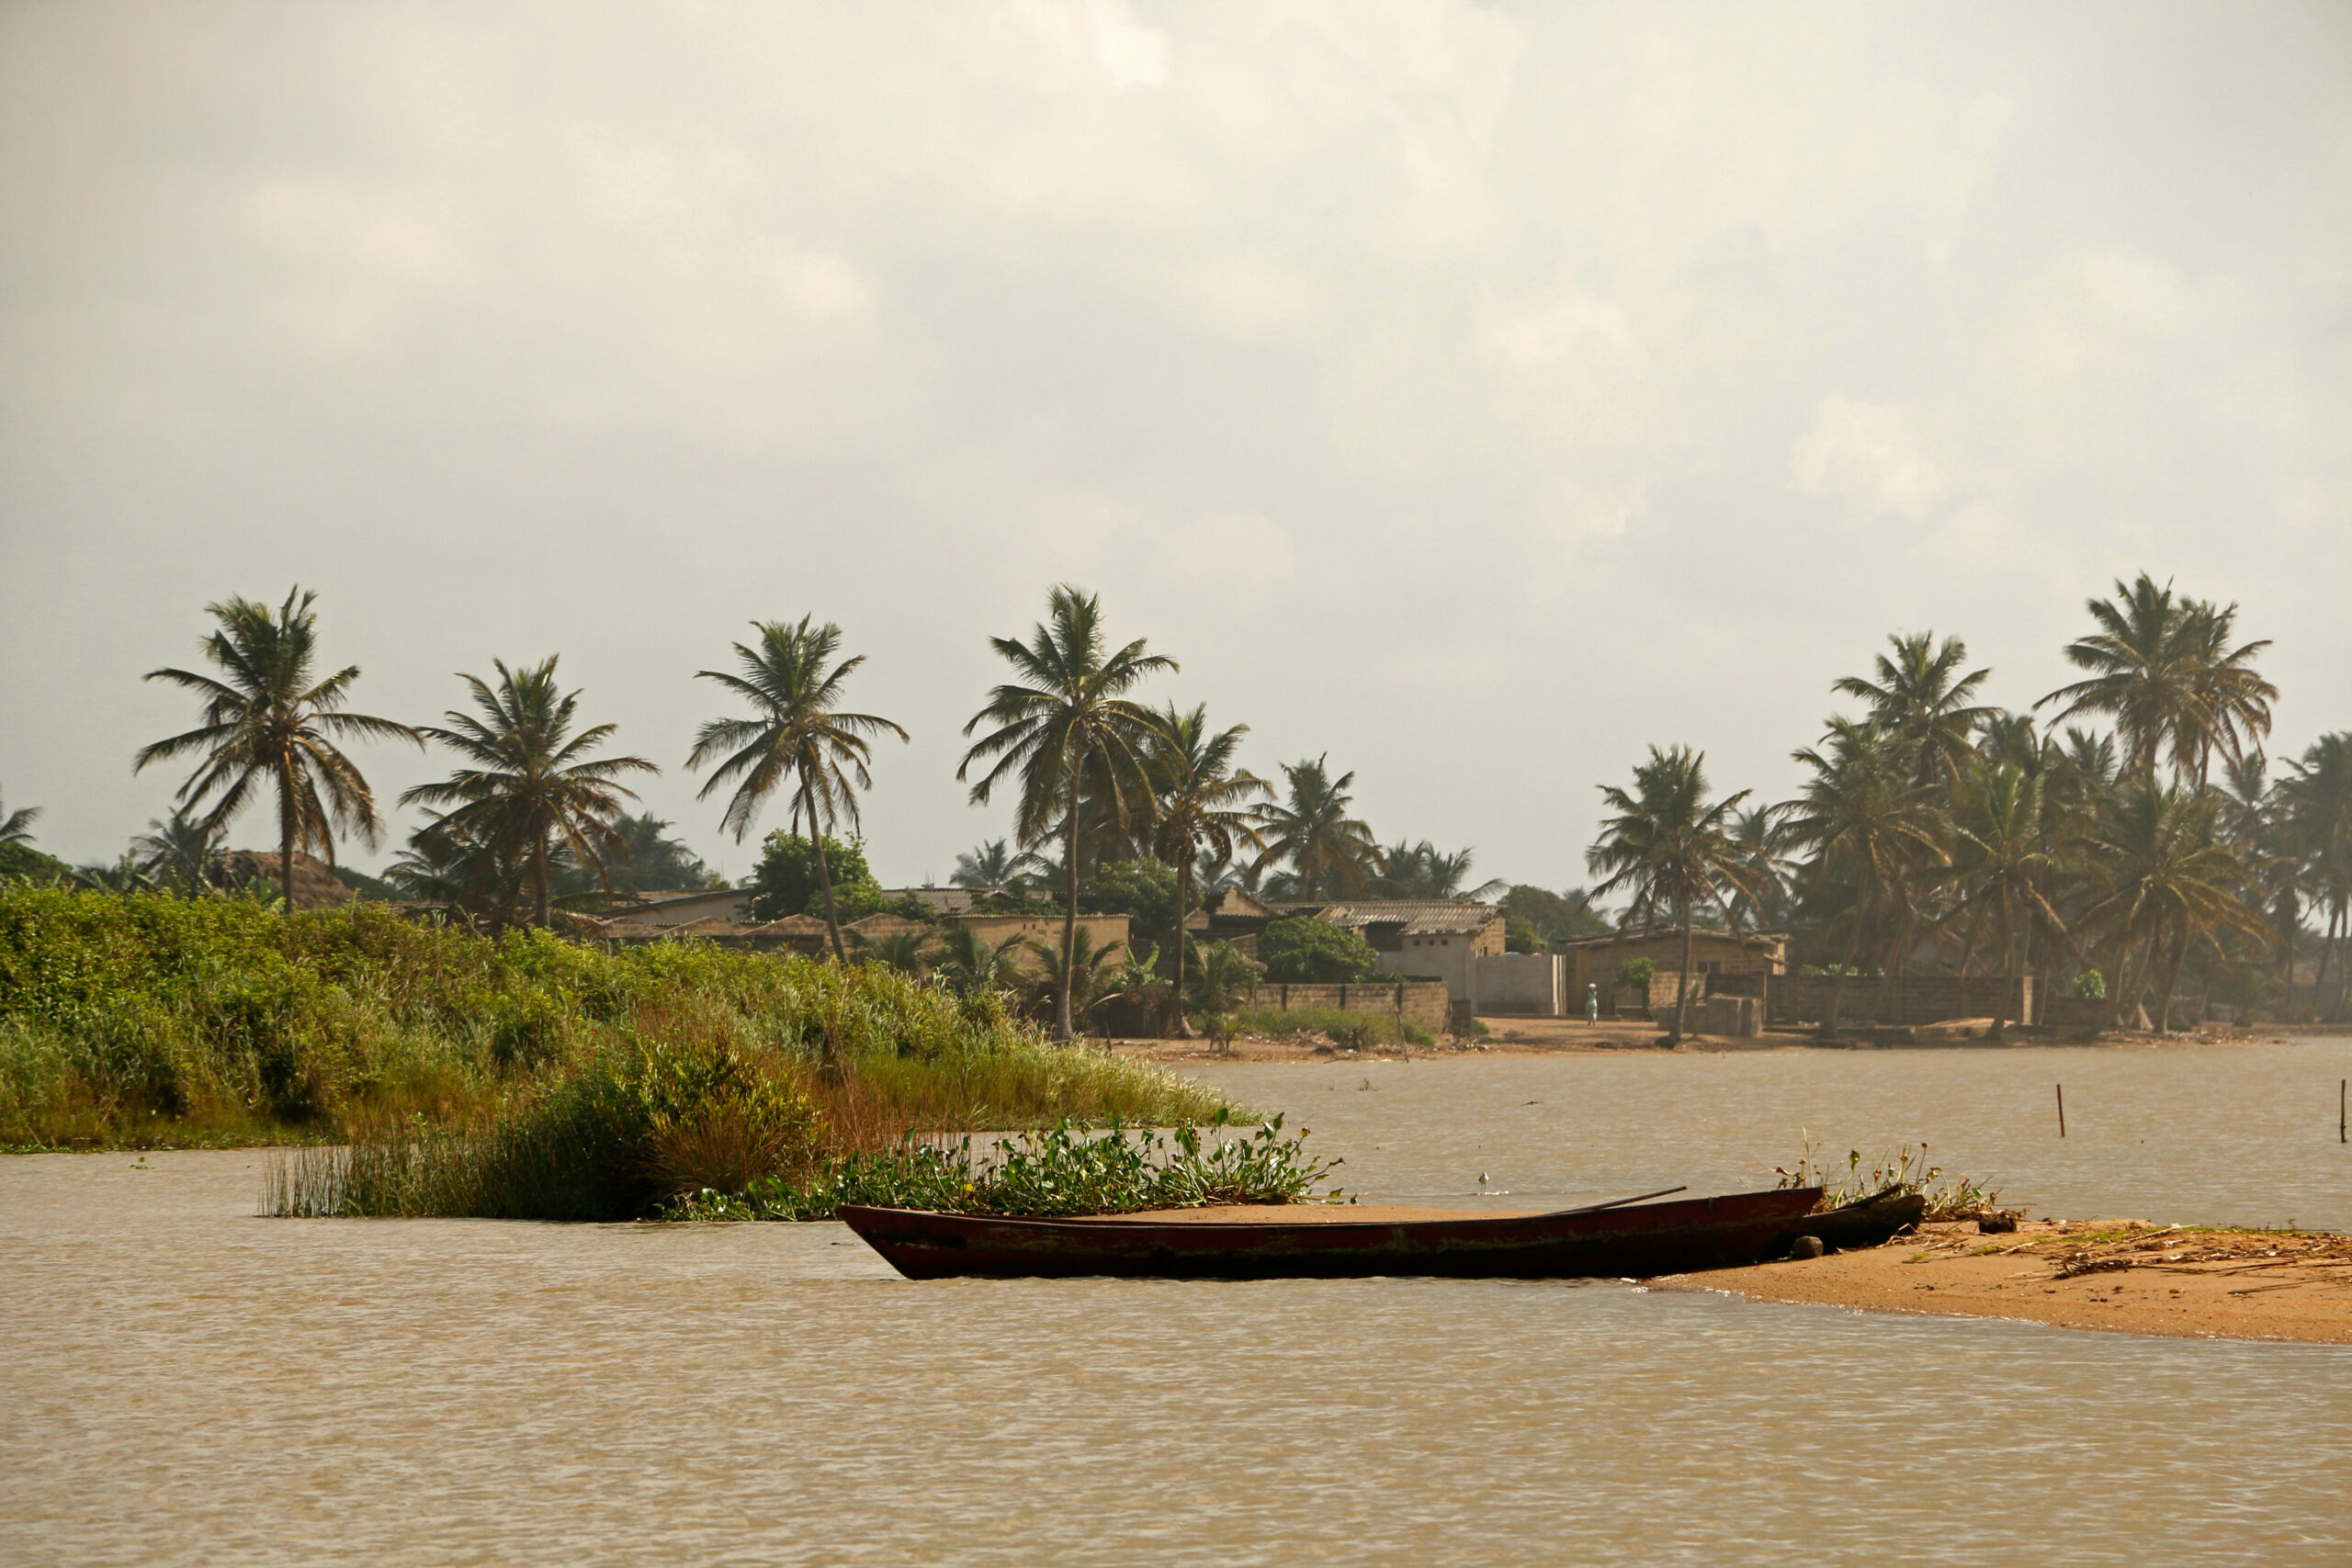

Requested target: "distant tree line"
[
  {"left": 9, "top": 570, "right": 2342, "bottom": 1044},
  {"left": 1584, "top": 574, "right": 2349, "bottom": 1041}
]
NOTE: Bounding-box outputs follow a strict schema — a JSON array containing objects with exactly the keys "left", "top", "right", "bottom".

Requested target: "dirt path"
[{"left": 1674, "top": 1219, "right": 2352, "bottom": 1344}]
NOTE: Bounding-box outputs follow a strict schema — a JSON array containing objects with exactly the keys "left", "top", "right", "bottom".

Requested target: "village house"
[
  {"left": 1189, "top": 889, "right": 1522, "bottom": 1016},
  {"left": 1553, "top": 926, "right": 1789, "bottom": 998}
]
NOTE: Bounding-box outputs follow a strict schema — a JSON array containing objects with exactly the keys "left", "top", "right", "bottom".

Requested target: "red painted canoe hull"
[{"left": 839, "top": 1186, "right": 1908, "bottom": 1280}]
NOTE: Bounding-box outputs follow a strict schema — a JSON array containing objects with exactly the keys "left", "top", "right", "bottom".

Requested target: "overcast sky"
[{"left": 3, "top": 1, "right": 2347, "bottom": 888}]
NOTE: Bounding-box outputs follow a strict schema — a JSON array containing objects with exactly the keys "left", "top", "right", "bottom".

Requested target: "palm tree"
[
  {"left": 1145, "top": 703, "right": 1266, "bottom": 1038},
  {"left": 853, "top": 927, "right": 937, "bottom": 977},
  {"left": 1250, "top": 756, "right": 1381, "bottom": 900},
  {"left": 137, "top": 588, "right": 417, "bottom": 910},
  {"left": 1187, "top": 939, "right": 1263, "bottom": 1018},
  {"left": 0, "top": 790, "right": 38, "bottom": 847},
  {"left": 960, "top": 586, "right": 1174, "bottom": 1042},
  {"left": 595, "top": 814, "right": 716, "bottom": 895},
  {"left": 2278, "top": 733, "right": 2352, "bottom": 1019},
  {"left": 1725, "top": 802, "right": 1796, "bottom": 931},
  {"left": 951, "top": 838, "right": 1041, "bottom": 892},
  {"left": 387, "top": 812, "right": 520, "bottom": 916},
  {"left": 2177, "top": 598, "right": 2279, "bottom": 786},
  {"left": 1025, "top": 925, "right": 1128, "bottom": 1028},
  {"left": 1374, "top": 840, "right": 1509, "bottom": 901},
  {"left": 1782, "top": 718, "right": 1949, "bottom": 1029},
  {"left": 401, "top": 657, "right": 657, "bottom": 927},
  {"left": 1942, "top": 761, "right": 2073, "bottom": 1036},
  {"left": 1585, "top": 745, "right": 1760, "bottom": 1043},
  {"left": 935, "top": 925, "right": 1028, "bottom": 997},
  {"left": 1833, "top": 631, "right": 1995, "bottom": 786},
  {"left": 690, "top": 618, "right": 908, "bottom": 963},
  {"left": 2039, "top": 574, "right": 2274, "bottom": 784},
  {"left": 131, "top": 809, "right": 222, "bottom": 895},
  {"left": 76, "top": 852, "right": 154, "bottom": 894},
  {"left": 2080, "top": 777, "right": 2271, "bottom": 1031}
]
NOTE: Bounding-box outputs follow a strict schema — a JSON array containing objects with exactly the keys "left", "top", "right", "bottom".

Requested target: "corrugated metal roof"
[
  {"left": 1554, "top": 926, "right": 1786, "bottom": 948},
  {"left": 1317, "top": 900, "right": 1500, "bottom": 936}
]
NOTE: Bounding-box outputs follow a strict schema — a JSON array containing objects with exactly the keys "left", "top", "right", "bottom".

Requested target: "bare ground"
[{"left": 1671, "top": 1218, "right": 2352, "bottom": 1344}]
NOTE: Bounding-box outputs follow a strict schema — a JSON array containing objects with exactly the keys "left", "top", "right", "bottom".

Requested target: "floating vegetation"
[
  {"left": 665, "top": 1114, "right": 1341, "bottom": 1222},
  {"left": 1772, "top": 1134, "right": 2004, "bottom": 1221}
]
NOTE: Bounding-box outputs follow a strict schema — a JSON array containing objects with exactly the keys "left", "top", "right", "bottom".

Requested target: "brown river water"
[{"left": 6, "top": 1038, "right": 2349, "bottom": 1566}]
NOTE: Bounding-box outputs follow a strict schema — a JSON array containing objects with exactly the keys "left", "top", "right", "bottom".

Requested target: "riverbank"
[{"left": 1677, "top": 1218, "right": 2352, "bottom": 1344}]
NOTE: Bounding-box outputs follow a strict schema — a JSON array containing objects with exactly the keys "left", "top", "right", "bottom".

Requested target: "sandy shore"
[
  {"left": 1674, "top": 1219, "right": 2352, "bottom": 1344},
  {"left": 1107, "top": 1017, "right": 2297, "bottom": 1062}
]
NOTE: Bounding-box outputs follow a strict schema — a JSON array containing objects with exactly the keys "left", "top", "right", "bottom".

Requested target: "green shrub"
[
  {"left": 0, "top": 886, "right": 1238, "bottom": 1152},
  {"left": 741, "top": 832, "right": 883, "bottom": 921},
  {"left": 1258, "top": 916, "right": 1385, "bottom": 983},
  {"left": 1611, "top": 957, "right": 1657, "bottom": 991},
  {"left": 2074, "top": 969, "right": 2107, "bottom": 1000}
]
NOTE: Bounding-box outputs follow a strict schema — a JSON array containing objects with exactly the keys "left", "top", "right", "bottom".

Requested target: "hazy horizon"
[{"left": 5, "top": 3, "right": 2347, "bottom": 888}]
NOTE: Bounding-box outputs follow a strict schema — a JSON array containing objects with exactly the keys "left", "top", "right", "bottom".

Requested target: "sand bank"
[
  {"left": 1676, "top": 1219, "right": 2352, "bottom": 1344},
  {"left": 1108, "top": 1017, "right": 2296, "bottom": 1063}
]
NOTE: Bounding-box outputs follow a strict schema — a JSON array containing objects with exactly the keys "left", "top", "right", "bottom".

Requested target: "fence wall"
[
  {"left": 1475, "top": 953, "right": 1566, "bottom": 1015},
  {"left": 1771, "top": 974, "right": 2034, "bottom": 1026},
  {"left": 1242, "top": 979, "right": 1453, "bottom": 1033}
]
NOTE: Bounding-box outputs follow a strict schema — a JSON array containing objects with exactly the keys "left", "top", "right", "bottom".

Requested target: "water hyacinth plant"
[{"left": 666, "top": 1113, "right": 1342, "bottom": 1222}]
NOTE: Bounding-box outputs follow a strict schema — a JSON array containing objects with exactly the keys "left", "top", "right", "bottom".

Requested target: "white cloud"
[
  {"left": 1790, "top": 397, "right": 1951, "bottom": 519},
  {"left": 1163, "top": 512, "right": 1295, "bottom": 582}
]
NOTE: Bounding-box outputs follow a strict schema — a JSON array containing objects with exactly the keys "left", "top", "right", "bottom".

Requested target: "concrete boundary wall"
[
  {"left": 1243, "top": 980, "right": 1452, "bottom": 1033},
  {"left": 1476, "top": 953, "right": 1565, "bottom": 1016},
  {"left": 1772, "top": 974, "right": 2033, "bottom": 1026}
]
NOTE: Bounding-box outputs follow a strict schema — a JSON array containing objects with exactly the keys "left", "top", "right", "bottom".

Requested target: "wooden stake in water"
[{"left": 2057, "top": 1083, "right": 2066, "bottom": 1139}]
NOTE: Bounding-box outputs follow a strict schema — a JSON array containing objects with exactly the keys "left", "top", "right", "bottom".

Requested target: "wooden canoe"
[{"left": 840, "top": 1187, "right": 1926, "bottom": 1280}]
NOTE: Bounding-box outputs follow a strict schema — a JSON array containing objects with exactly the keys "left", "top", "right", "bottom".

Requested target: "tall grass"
[{"left": 0, "top": 886, "right": 1238, "bottom": 1155}]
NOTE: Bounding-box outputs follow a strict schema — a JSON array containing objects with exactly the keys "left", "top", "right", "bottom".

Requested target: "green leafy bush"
[
  {"left": 1083, "top": 859, "right": 1176, "bottom": 942},
  {"left": 1258, "top": 916, "right": 1385, "bottom": 983},
  {"left": 742, "top": 832, "right": 884, "bottom": 921},
  {"left": 2074, "top": 969, "right": 2108, "bottom": 1000},
  {"left": 1611, "top": 957, "right": 1657, "bottom": 991}
]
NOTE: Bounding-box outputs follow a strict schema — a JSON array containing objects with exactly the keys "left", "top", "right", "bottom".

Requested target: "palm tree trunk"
[
  {"left": 278, "top": 758, "right": 297, "bottom": 914},
  {"left": 1171, "top": 853, "right": 1194, "bottom": 1040},
  {"left": 2278, "top": 916, "right": 2295, "bottom": 1019},
  {"left": 1825, "top": 925, "right": 1862, "bottom": 1037},
  {"left": 1988, "top": 902, "right": 2011, "bottom": 1041},
  {"left": 1055, "top": 767, "right": 1080, "bottom": 1043},
  {"left": 2312, "top": 911, "right": 2333, "bottom": 1021},
  {"left": 2155, "top": 929, "right": 2188, "bottom": 1032},
  {"left": 1672, "top": 900, "right": 1695, "bottom": 1043},
  {"left": 807, "top": 774, "right": 847, "bottom": 964},
  {"left": 534, "top": 832, "right": 551, "bottom": 927}
]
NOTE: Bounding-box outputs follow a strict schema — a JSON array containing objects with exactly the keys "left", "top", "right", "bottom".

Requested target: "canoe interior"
[{"left": 839, "top": 1187, "right": 1925, "bottom": 1281}]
